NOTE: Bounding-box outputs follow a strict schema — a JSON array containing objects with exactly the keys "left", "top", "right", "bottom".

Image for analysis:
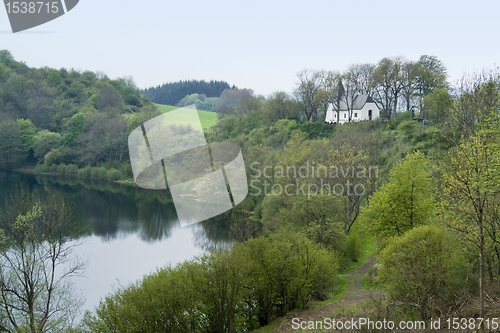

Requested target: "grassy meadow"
[{"left": 155, "top": 104, "right": 218, "bottom": 129}]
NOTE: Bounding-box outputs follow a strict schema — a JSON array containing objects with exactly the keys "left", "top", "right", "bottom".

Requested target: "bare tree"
[
  {"left": 345, "top": 63, "right": 376, "bottom": 95},
  {"left": 400, "top": 60, "right": 420, "bottom": 113},
  {"left": 0, "top": 187, "right": 87, "bottom": 332},
  {"left": 324, "top": 71, "right": 343, "bottom": 123},
  {"left": 372, "top": 57, "right": 405, "bottom": 119},
  {"left": 341, "top": 70, "right": 359, "bottom": 122},
  {"left": 294, "top": 69, "right": 325, "bottom": 122}
]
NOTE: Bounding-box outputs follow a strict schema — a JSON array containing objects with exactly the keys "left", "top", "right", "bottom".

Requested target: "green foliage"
[
  {"left": 16, "top": 118, "right": 36, "bottom": 155},
  {"left": 33, "top": 130, "right": 62, "bottom": 162},
  {"left": 263, "top": 195, "right": 346, "bottom": 252},
  {"left": 344, "top": 232, "right": 362, "bottom": 262},
  {"left": 422, "top": 88, "right": 453, "bottom": 123},
  {"left": 362, "top": 151, "right": 437, "bottom": 238},
  {"left": 57, "top": 163, "right": 68, "bottom": 175},
  {"left": 154, "top": 104, "right": 218, "bottom": 129},
  {"left": 142, "top": 80, "right": 230, "bottom": 106},
  {"left": 0, "top": 119, "right": 23, "bottom": 170},
  {"left": 66, "top": 164, "right": 79, "bottom": 176},
  {"left": 378, "top": 225, "right": 468, "bottom": 320},
  {"left": 0, "top": 52, "right": 153, "bottom": 170},
  {"left": 82, "top": 233, "right": 338, "bottom": 332},
  {"left": 106, "top": 168, "right": 122, "bottom": 181},
  {"left": 397, "top": 120, "right": 416, "bottom": 136},
  {"left": 78, "top": 166, "right": 92, "bottom": 179},
  {"left": 82, "top": 260, "right": 206, "bottom": 333},
  {"left": 63, "top": 113, "right": 86, "bottom": 147},
  {"left": 298, "top": 122, "right": 336, "bottom": 139}
]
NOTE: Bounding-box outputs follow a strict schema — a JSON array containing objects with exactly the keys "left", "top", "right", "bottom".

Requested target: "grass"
[
  {"left": 342, "top": 231, "right": 377, "bottom": 273},
  {"left": 155, "top": 104, "right": 218, "bottom": 129},
  {"left": 360, "top": 272, "right": 378, "bottom": 291},
  {"left": 310, "top": 273, "right": 349, "bottom": 310}
]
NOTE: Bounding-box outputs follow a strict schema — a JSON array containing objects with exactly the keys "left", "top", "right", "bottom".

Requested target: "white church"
[{"left": 325, "top": 95, "right": 380, "bottom": 124}]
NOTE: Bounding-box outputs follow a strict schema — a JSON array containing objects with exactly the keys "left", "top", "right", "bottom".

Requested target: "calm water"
[{"left": 0, "top": 172, "right": 235, "bottom": 314}]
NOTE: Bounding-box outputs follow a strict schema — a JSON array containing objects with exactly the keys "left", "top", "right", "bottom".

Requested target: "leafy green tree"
[
  {"left": 0, "top": 119, "right": 23, "bottom": 170},
  {"left": 200, "top": 248, "right": 247, "bottom": 333},
  {"left": 33, "top": 130, "right": 62, "bottom": 163},
  {"left": 416, "top": 55, "right": 448, "bottom": 96},
  {"left": 78, "top": 113, "right": 128, "bottom": 166},
  {"left": 66, "top": 81, "right": 86, "bottom": 101},
  {"left": 17, "top": 119, "right": 36, "bottom": 156},
  {"left": 422, "top": 88, "right": 453, "bottom": 123},
  {"left": 236, "top": 232, "right": 337, "bottom": 326},
  {"left": 176, "top": 93, "right": 204, "bottom": 109},
  {"left": 82, "top": 260, "right": 206, "bottom": 333},
  {"left": 440, "top": 132, "right": 500, "bottom": 317},
  {"left": 262, "top": 91, "right": 300, "bottom": 123},
  {"left": 262, "top": 195, "right": 346, "bottom": 251},
  {"left": 378, "top": 225, "right": 468, "bottom": 320},
  {"left": 362, "top": 151, "right": 436, "bottom": 238},
  {"left": 62, "top": 113, "right": 86, "bottom": 147}
]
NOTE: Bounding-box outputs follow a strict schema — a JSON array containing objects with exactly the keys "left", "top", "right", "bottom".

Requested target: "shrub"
[
  {"left": 120, "top": 163, "right": 133, "bottom": 179},
  {"left": 56, "top": 163, "right": 67, "bottom": 175},
  {"left": 41, "top": 163, "right": 51, "bottom": 173},
  {"left": 386, "top": 118, "right": 398, "bottom": 130},
  {"left": 91, "top": 167, "right": 100, "bottom": 179},
  {"left": 344, "top": 232, "right": 362, "bottom": 262},
  {"left": 33, "top": 164, "right": 43, "bottom": 174},
  {"left": 48, "top": 164, "right": 58, "bottom": 173},
  {"left": 106, "top": 168, "right": 122, "bottom": 181},
  {"left": 78, "top": 166, "right": 92, "bottom": 179},
  {"left": 66, "top": 164, "right": 78, "bottom": 176},
  {"left": 397, "top": 120, "right": 416, "bottom": 137},
  {"left": 96, "top": 167, "right": 108, "bottom": 180},
  {"left": 378, "top": 225, "right": 469, "bottom": 320}
]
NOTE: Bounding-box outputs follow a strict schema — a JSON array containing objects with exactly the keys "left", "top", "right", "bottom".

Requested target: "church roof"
[{"left": 339, "top": 94, "right": 376, "bottom": 111}]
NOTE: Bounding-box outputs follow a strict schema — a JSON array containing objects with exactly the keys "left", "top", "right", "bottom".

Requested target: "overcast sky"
[{"left": 1, "top": 0, "right": 498, "bottom": 96}]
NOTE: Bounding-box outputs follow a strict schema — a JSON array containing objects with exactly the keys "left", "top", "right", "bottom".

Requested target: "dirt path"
[{"left": 272, "top": 256, "right": 381, "bottom": 332}]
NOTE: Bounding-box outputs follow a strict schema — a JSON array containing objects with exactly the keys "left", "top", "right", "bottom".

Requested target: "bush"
[
  {"left": 66, "top": 164, "right": 78, "bottom": 176},
  {"left": 96, "top": 167, "right": 108, "bottom": 180},
  {"left": 378, "top": 225, "right": 469, "bottom": 320},
  {"left": 78, "top": 166, "right": 92, "bottom": 179},
  {"left": 106, "top": 168, "right": 122, "bottom": 181},
  {"left": 33, "top": 164, "right": 43, "bottom": 174},
  {"left": 81, "top": 233, "right": 338, "bottom": 332},
  {"left": 120, "top": 163, "right": 133, "bottom": 179},
  {"left": 298, "top": 122, "right": 336, "bottom": 139},
  {"left": 344, "top": 232, "right": 362, "bottom": 262},
  {"left": 49, "top": 164, "right": 58, "bottom": 173},
  {"left": 397, "top": 120, "right": 416, "bottom": 137},
  {"left": 41, "top": 163, "right": 51, "bottom": 173},
  {"left": 56, "top": 163, "right": 67, "bottom": 175},
  {"left": 386, "top": 118, "right": 398, "bottom": 130}
]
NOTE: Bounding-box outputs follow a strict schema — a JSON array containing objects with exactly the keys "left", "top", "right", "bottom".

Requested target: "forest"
[
  {"left": 142, "top": 79, "right": 232, "bottom": 108},
  {"left": 0, "top": 49, "right": 500, "bottom": 332}
]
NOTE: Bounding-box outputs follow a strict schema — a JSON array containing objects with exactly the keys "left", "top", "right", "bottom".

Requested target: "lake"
[{"left": 0, "top": 172, "right": 236, "bottom": 315}]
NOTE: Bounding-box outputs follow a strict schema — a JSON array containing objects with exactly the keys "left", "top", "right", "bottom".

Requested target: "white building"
[{"left": 325, "top": 95, "right": 380, "bottom": 124}]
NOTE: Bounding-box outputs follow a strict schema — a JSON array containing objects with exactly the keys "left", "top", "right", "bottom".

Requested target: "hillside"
[{"left": 155, "top": 103, "right": 218, "bottom": 129}]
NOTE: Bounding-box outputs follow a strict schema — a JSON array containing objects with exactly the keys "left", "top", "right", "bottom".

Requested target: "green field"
[{"left": 155, "top": 104, "right": 218, "bottom": 129}]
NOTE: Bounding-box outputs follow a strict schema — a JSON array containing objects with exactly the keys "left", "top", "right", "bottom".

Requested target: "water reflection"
[
  {"left": 0, "top": 172, "right": 241, "bottom": 248},
  {"left": 0, "top": 172, "right": 250, "bottom": 313}
]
